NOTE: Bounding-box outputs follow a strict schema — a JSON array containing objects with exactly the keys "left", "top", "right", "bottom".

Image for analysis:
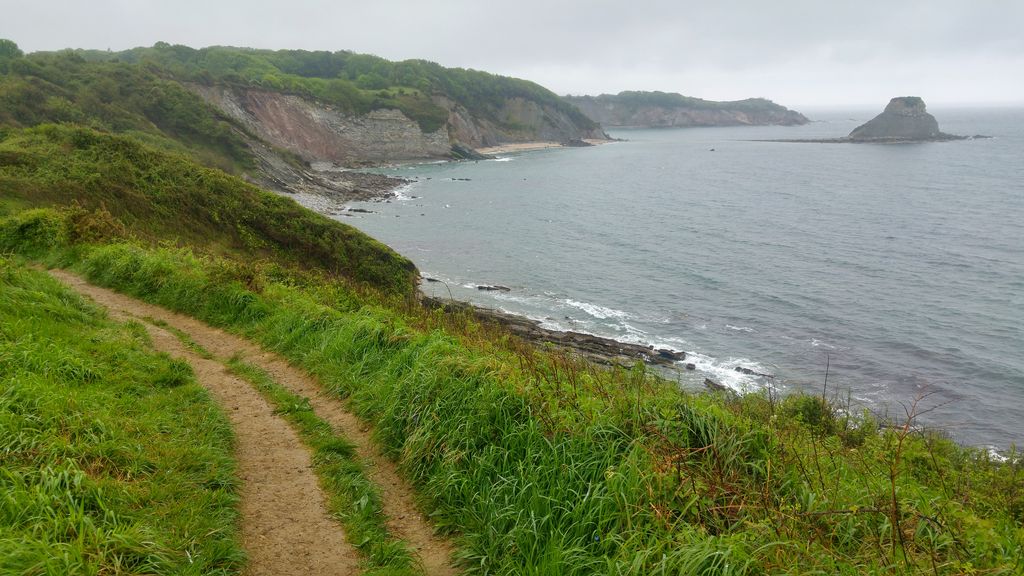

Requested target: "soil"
[{"left": 49, "top": 269, "right": 457, "bottom": 576}]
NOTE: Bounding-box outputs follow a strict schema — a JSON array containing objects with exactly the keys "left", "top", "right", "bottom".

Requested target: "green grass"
[
  {"left": 0, "top": 259, "right": 243, "bottom": 575},
  {"left": 0, "top": 124, "right": 417, "bottom": 295},
  {"left": 146, "top": 314, "right": 422, "bottom": 574},
  {"left": 4, "top": 219, "right": 1020, "bottom": 574},
  {"left": 223, "top": 357, "right": 419, "bottom": 576},
  {"left": 2, "top": 132, "right": 1021, "bottom": 573}
]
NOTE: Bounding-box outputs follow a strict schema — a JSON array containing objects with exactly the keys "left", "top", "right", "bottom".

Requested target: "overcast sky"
[{"left": 4, "top": 0, "right": 1023, "bottom": 107}]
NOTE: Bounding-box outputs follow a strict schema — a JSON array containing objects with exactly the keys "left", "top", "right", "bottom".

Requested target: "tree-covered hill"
[
  {"left": 53, "top": 42, "right": 597, "bottom": 136},
  {"left": 0, "top": 45, "right": 254, "bottom": 173},
  {"left": 566, "top": 90, "right": 808, "bottom": 128}
]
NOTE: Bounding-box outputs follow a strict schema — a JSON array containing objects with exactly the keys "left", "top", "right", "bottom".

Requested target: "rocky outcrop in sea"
[
  {"left": 848, "top": 97, "right": 956, "bottom": 141},
  {"left": 765, "top": 97, "right": 985, "bottom": 144}
]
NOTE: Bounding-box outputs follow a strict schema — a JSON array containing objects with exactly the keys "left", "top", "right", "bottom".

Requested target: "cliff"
[
  {"left": 848, "top": 97, "right": 954, "bottom": 141},
  {"left": 191, "top": 84, "right": 452, "bottom": 165},
  {"left": 441, "top": 95, "right": 607, "bottom": 149},
  {"left": 99, "top": 44, "right": 607, "bottom": 158},
  {"left": 1, "top": 43, "right": 609, "bottom": 201},
  {"left": 565, "top": 91, "right": 808, "bottom": 128},
  {"left": 191, "top": 85, "right": 606, "bottom": 167}
]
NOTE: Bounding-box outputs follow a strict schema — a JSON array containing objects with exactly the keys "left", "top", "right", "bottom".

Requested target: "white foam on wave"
[
  {"left": 685, "top": 352, "right": 769, "bottom": 393},
  {"left": 476, "top": 289, "right": 777, "bottom": 398},
  {"left": 389, "top": 182, "right": 418, "bottom": 202},
  {"left": 809, "top": 338, "right": 836, "bottom": 349},
  {"left": 986, "top": 447, "right": 1013, "bottom": 463},
  {"left": 492, "top": 157, "right": 514, "bottom": 162},
  {"left": 726, "top": 324, "right": 755, "bottom": 333},
  {"left": 563, "top": 299, "right": 632, "bottom": 320}
]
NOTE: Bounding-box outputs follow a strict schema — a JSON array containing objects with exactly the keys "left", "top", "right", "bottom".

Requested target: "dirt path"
[{"left": 49, "top": 270, "right": 458, "bottom": 576}]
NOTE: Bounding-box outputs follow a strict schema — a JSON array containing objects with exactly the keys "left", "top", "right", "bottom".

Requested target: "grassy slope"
[
  {"left": 0, "top": 50, "right": 254, "bottom": 174},
  {"left": 3, "top": 210, "right": 1020, "bottom": 574},
  {"left": 0, "top": 124, "right": 416, "bottom": 296},
  {"left": 0, "top": 259, "right": 243, "bottom": 574}
]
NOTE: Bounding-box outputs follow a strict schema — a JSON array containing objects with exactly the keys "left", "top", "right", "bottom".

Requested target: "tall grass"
[
  {"left": 0, "top": 259, "right": 243, "bottom": 575},
  {"left": 0, "top": 124, "right": 417, "bottom": 295},
  {"left": 223, "top": 356, "right": 419, "bottom": 576}
]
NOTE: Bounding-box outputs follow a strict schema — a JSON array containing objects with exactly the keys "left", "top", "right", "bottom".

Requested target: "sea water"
[{"left": 337, "top": 108, "right": 1024, "bottom": 449}]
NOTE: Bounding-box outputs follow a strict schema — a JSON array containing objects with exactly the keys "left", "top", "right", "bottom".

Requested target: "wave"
[
  {"left": 563, "top": 299, "right": 632, "bottom": 320},
  {"left": 389, "top": 182, "right": 418, "bottom": 201},
  {"left": 725, "top": 324, "right": 755, "bottom": 333},
  {"left": 684, "top": 352, "right": 772, "bottom": 393},
  {"left": 492, "top": 157, "right": 514, "bottom": 162}
]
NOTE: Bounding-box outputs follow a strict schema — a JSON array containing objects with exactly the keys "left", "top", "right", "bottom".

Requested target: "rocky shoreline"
[{"left": 420, "top": 295, "right": 687, "bottom": 370}]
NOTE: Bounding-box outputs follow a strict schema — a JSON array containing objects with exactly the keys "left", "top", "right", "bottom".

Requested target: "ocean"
[{"left": 335, "top": 108, "right": 1024, "bottom": 449}]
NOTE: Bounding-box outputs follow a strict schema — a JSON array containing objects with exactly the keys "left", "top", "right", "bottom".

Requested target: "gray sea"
[{"left": 338, "top": 108, "right": 1024, "bottom": 449}]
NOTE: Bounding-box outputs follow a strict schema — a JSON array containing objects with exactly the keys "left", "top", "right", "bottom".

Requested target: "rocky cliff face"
[
  {"left": 191, "top": 85, "right": 451, "bottom": 165},
  {"left": 191, "top": 84, "right": 606, "bottom": 167},
  {"left": 565, "top": 95, "right": 808, "bottom": 128},
  {"left": 442, "top": 96, "right": 608, "bottom": 148},
  {"left": 848, "top": 97, "right": 943, "bottom": 141}
]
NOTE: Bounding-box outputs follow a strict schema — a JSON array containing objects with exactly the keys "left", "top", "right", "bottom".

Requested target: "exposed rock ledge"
[{"left": 420, "top": 296, "right": 685, "bottom": 369}]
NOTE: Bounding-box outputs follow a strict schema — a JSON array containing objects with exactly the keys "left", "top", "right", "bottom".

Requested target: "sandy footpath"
[{"left": 49, "top": 269, "right": 458, "bottom": 576}]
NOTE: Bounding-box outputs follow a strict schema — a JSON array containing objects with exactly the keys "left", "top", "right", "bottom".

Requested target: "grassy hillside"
[
  {"left": 0, "top": 260, "right": 243, "bottom": 574},
  {"left": 0, "top": 124, "right": 416, "bottom": 295},
  {"left": 0, "top": 47, "right": 253, "bottom": 174},
  {"left": 2, "top": 204, "right": 1020, "bottom": 573}
]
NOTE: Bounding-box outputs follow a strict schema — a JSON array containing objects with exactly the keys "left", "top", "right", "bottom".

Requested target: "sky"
[{"left": 3, "top": 0, "right": 1023, "bottom": 107}]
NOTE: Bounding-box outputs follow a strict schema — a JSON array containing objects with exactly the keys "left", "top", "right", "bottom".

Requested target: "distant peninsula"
[
  {"left": 563, "top": 91, "right": 808, "bottom": 128},
  {"left": 768, "top": 97, "right": 983, "bottom": 143}
]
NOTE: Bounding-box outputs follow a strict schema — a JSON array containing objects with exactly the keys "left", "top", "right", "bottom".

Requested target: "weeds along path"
[
  {"left": 46, "top": 269, "right": 361, "bottom": 575},
  {"left": 48, "top": 269, "right": 458, "bottom": 576}
]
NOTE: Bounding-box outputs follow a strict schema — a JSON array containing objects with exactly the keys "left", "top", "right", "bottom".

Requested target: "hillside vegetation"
[
  {"left": 0, "top": 260, "right": 243, "bottom": 574},
  {"left": 26, "top": 42, "right": 595, "bottom": 136},
  {"left": 0, "top": 124, "right": 416, "bottom": 295},
  {"left": 0, "top": 46, "right": 253, "bottom": 173},
  {"left": 3, "top": 206, "right": 1021, "bottom": 574},
  {"left": 575, "top": 91, "right": 799, "bottom": 113},
  {"left": 565, "top": 91, "right": 808, "bottom": 127}
]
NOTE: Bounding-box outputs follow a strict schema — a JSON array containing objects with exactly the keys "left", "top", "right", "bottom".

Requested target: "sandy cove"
[{"left": 475, "top": 139, "right": 613, "bottom": 155}]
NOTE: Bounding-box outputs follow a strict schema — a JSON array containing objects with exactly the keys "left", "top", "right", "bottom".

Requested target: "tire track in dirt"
[{"left": 50, "top": 269, "right": 458, "bottom": 576}]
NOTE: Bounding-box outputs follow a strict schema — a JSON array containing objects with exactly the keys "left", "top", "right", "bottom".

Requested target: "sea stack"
[{"left": 848, "top": 97, "right": 954, "bottom": 141}]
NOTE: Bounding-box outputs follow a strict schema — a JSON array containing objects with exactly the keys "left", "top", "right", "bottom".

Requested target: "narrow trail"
[{"left": 49, "top": 270, "right": 458, "bottom": 576}]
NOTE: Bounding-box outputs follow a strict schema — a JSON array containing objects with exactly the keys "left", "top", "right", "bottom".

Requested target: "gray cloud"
[{"left": 3, "top": 0, "right": 1022, "bottom": 106}]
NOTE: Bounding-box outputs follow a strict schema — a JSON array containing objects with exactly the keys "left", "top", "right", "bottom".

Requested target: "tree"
[
  {"left": 0, "top": 39, "right": 23, "bottom": 73},
  {"left": 0, "top": 39, "right": 23, "bottom": 60}
]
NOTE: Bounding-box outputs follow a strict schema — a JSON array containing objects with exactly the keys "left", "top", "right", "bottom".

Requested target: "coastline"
[
  {"left": 475, "top": 139, "right": 613, "bottom": 155},
  {"left": 420, "top": 295, "right": 688, "bottom": 371}
]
